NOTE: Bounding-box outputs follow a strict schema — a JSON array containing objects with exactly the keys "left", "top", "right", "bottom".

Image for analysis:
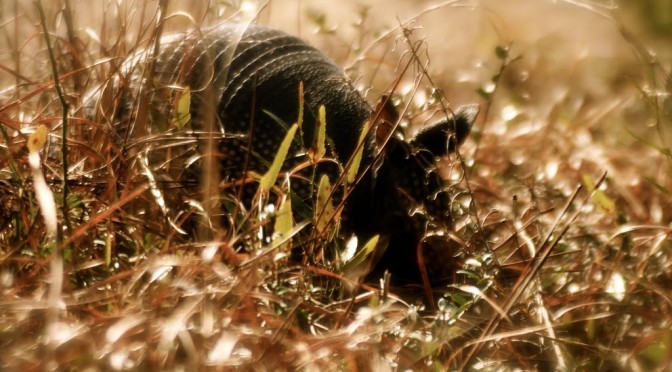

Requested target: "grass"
[{"left": 1, "top": 0, "right": 671, "bottom": 370}]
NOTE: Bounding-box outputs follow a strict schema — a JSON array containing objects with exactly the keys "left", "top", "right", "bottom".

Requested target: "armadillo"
[{"left": 104, "top": 24, "right": 478, "bottom": 289}]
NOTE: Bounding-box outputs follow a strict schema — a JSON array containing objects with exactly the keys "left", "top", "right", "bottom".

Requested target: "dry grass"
[{"left": 1, "top": 0, "right": 671, "bottom": 370}]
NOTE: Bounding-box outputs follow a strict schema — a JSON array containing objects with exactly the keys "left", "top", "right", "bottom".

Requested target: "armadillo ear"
[{"left": 412, "top": 104, "right": 479, "bottom": 157}]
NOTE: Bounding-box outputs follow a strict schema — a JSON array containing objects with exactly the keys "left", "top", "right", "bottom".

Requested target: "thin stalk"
[{"left": 35, "top": 0, "right": 71, "bottom": 244}]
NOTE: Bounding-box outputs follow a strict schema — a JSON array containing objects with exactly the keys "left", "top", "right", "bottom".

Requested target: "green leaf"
[
  {"left": 315, "top": 174, "right": 336, "bottom": 233},
  {"left": 173, "top": 88, "right": 191, "bottom": 128},
  {"left": 272, "top": 197, "right": 294, "bottom": 251},
  {"left": 105, "top": 232, "right": 113, "bottom": 267},
  {"left": 639, "top": 333, "right": 671, "bottom": 365},
  {"left": 582, "top": 174, "right": 615, "bottom": 214},
  {"left": 343, "top": 234, "right": 379, "bottom": 272},
  {"left": 311, "top": 104, "right": 327, "bottom": 162},
  {"left": 347, "top": 120, "right": 371, "bottom": 184},
  {"left": 260, "top": 123, "right": 298, "bottom": 192},
  {"left": 289, "top": 189, "right": 313, "bottom": 221},
  {"left": 644, "top": 176, "right": 672, "bottom": 196}
]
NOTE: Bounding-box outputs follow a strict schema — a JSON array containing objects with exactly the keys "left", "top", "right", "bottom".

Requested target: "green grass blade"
[
  {"left": 260, "top": 123, "right": 298, "bottom": 192},
  {"left": 315, "top": 174, "right": 336, "bottom": 233},
  {"left": 311, "top": 104, "right": 327, "bottom": 162},
  {"left": 272, "top": 197, "right": 294, "bottom": 251},
  {"left": 347, "top": 120, "right": 370, "bottom": 184},
  {"left": 172, "top": 88, "right": 191, "bottom": 128}
]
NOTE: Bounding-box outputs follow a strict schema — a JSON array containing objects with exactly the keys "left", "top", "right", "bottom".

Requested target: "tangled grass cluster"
[{"left": 1, "top": 0, "right": 671, "bottom": 370}]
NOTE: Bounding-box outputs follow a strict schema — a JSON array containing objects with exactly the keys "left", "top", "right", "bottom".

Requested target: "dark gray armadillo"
[{"left": 109, "top": 24, "right": 478, "bottom": 288}]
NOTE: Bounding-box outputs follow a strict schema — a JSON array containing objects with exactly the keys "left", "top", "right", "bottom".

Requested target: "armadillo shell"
[{"left": 121, "top": 24, "right": 372, "bottom": 177}]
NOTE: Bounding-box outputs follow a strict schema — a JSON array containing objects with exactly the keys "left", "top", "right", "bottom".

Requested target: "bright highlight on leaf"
[
  {"left": 260, "top": 123, "right": 298, "bottom": 192},
  {"left": 27, "top": 125, "right": 48, "bottom": 153},
  {"left": 173, "top": 89, "right": 191, "bottom": 128},
  {"left": 343, "top": 234, "right": 379, "bottom": 272},
  {"left": 347, "top": 120, "right": 371, "bottom": 184}
]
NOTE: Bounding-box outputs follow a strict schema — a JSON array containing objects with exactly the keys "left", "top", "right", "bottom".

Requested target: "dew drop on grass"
[
  {"left": 390, "top": 94, "right": 403, "bottom": 106},
  {"left": 449, "top": 166, "right": 465, "bottom": 183},
  {"left": 261, "top": 203, "right": 275, "bottom": 219},
  {"left": 413, "top": 89, "right": 427, "bottom": 108},
  {"left": 606, "top": 271, "right": 625, "bottom": 301},
  {"left": 482, "top": 81, "right": 496, "bottom": 94},
  {"left": 501, "top": 104, "right": 520, "bottom": 122},
  {"left": 519, "top": 69, "right": 530, "bottom": 81},
  {"left": 109, "top": 350, "right": 135, "bottom": 370},
  {"left": 454, "top": 193, "right": 472, "bottom": 212},
  {"left": 437, "top": 298, "right": 458, "bottom": 321},
  {"left": 545, "top": 159, "right": 559, "bottom": 179},
  {"left": 427, "top": 88, "right": 441, "bottom": 105},
  {"left": 592, "top": 271, "right": 603, "bottom": 282},
  {"left": 400, "top": 81, "right": 414, "bottom": 96},
  {"left": 575, "top": 130, "right": 592, "bottom": 146},
  {"left": 477, "top": 166, "right": 490, "bottom": 178},
  {"left": 650, "top": 201, "right": 663, "bottom": 223},
  {"left": 456, "top": 69, "right": 478, "bottom": 83},
  {"left": 510, "top": 151, "right": 526, "bottom": 165}
]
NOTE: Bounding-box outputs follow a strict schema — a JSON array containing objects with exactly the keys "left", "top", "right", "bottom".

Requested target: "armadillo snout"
[{"left": 359, "top": 104, "right": 478, "bottom": 286}]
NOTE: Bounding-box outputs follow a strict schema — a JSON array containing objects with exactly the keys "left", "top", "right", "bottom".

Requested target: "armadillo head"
[{"left": 362, "top": 104, "right": 479, "bottom": 287}]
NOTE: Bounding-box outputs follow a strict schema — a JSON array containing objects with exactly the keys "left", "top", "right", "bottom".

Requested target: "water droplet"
[
  {"left": 501, "top": 104, "right": 519, "bottom": 121},
  {"left": 545, "top": 159, "right": 559, "bottom": 179},
  {"left": 510, "top": 151, "right": 525, "bottom": 165},
  {"left": 482, "top": 82, "right": 496, "bottom": 94},
  {"left": 606, "top": 271, "right": 625, "bottom": 301}
]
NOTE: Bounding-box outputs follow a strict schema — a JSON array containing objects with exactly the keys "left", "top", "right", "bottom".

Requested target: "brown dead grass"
[{"left": 1, "top": 0, "right": 671, "bottom": 370}]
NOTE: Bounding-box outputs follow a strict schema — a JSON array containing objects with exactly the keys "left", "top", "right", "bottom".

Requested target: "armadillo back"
[{"left": 138, "top": 24, "right": 372, "bottom": 178}]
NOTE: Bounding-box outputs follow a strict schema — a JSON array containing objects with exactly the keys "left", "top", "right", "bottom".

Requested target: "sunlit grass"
[{"left": 1, "top": 0, "right": 671, "bottom": 370}]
